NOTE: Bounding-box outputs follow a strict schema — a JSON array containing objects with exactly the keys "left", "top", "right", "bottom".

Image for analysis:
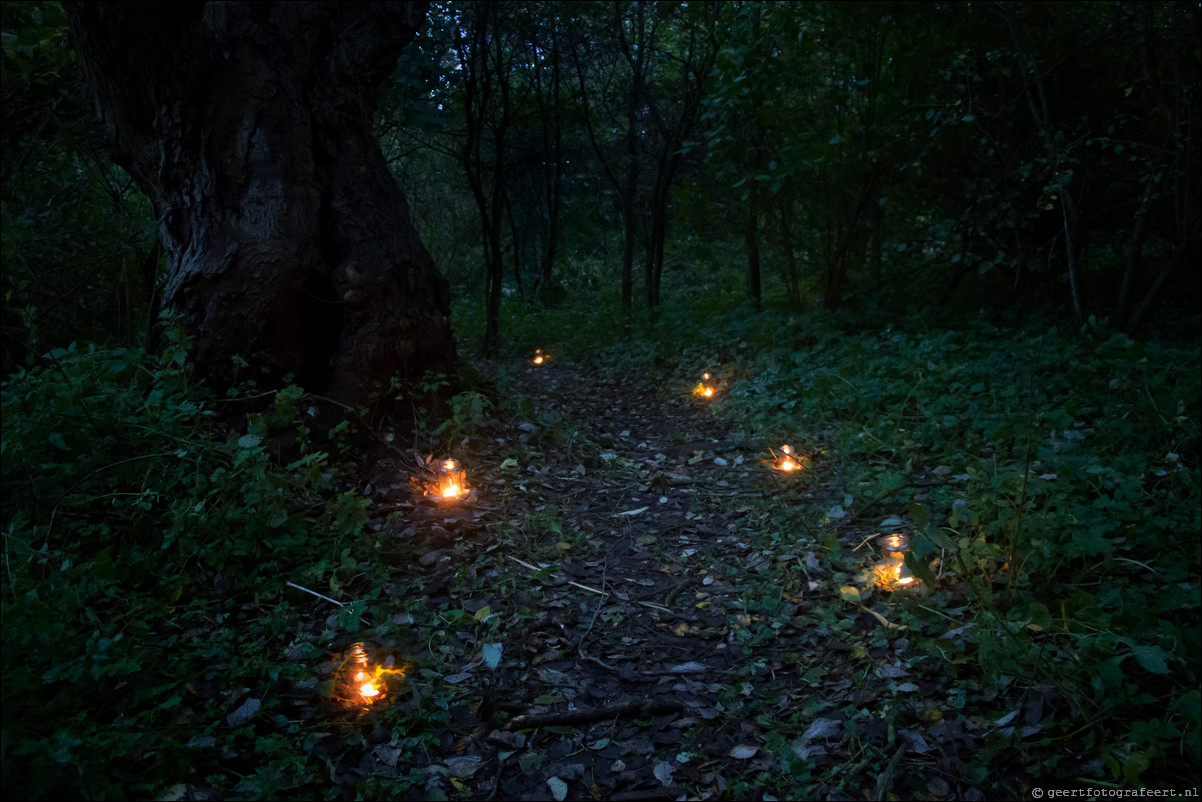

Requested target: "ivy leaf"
[{"left": 1131, "top": 645, "right": 1170, "bottom": 674}]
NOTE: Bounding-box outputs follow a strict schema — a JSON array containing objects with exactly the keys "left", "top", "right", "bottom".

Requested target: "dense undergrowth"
[
  {"left": 1, "top": 322, "right": 405, "bottom": 798},
  {"left": 2, "top": 292, "right": 1199, "bottom": 798}
]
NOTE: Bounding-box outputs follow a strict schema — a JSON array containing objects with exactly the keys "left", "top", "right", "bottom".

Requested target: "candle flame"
[
  {"left": 427, "top": 459, "right": 468, "bottom": 501},
  {"left": 356, "top": 670, "right": 380, "bottom": 699}
]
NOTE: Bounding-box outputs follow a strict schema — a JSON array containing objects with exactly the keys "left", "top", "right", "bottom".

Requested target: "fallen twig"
[
  {"left": 874, "top": 742, "right": 909, "bottom": 799},
  {"left": 285, "top": 581, "right": 346, "bottom": 607},
  {"left": 576, "top": 557, "right": 619, "bottom": 672},
  {"left": 506, "top": 555, "right": 672, "bottom": 613},
  {"left": 505, "top": 700, "right": 685, "bottom": 731}
]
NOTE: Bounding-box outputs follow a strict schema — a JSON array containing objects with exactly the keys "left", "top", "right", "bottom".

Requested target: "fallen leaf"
[
  {"left": 992, "top": 709, "right": 1020, "bottom": 728},
  {"left": 875, "top": 664, "right": 909, "bottom": 678},
  {"left": 374, "top": 745, "right": 403, "bottom": 767},
  {"left": 446, "top": 756, "right": 482, "bottom": 778},
  {"left": 899, "top": 728, "right": 931, "bottom": 753},
  {"left": 482, "top": 642, "right": 503, "bottom": 669},
  {"left": 487, "top": 730, "right": 527, "bottom": 749},
  {"left": 729, "top": 744, "right": 759, "bottom": 759},
  {"left": 791, "top": 738, "right": 818, "bottom": 761},
  {"left": 226, "top": 697, "right": 260, "bottom": 727},
  {"left": 617, "top": 507, "right": 649, "bottom": 516},
  {"left": 801, "top": 718, "right": 843, "bottom": 742},
  {"left": 546, "top": 776, "right": 568, "bottom": 801},
  {"left": 653, "top": 761, "right": 675, "bottom": 786},
  {"left": 839, "top": 585, "right": 861, "bottom": 603}
]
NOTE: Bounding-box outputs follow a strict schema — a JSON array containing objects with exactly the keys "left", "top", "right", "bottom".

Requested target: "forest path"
[{"left": 382, "top": 358, "right": 919, "bottom": 801}]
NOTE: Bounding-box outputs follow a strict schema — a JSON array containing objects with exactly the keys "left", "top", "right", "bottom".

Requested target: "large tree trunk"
[{"left": 64, "top": 1, "right": 454, "bottom": 409}]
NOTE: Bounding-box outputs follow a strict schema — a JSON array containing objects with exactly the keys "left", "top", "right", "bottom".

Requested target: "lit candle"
[
  {"left": 881, "top": 534, "right": 915, "bottom": 587},
  {"left": 775, "top": 444, "right": 800, "bottom": 472},
  {"left": 431, "top": 459, "right": 468, "bottom": 501}
]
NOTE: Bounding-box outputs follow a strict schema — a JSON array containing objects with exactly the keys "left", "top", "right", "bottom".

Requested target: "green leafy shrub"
[{"left": 0, "top": 322, "right": 407, "bottom": 799}]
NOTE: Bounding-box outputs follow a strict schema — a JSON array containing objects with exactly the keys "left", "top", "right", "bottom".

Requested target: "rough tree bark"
[{"left": 64, "top": 1, "right": 455, "bottom": 409}]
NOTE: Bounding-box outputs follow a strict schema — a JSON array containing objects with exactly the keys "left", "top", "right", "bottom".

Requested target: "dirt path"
[{"left": 371, "top": 358, "right": 946, "bottom": 801}]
